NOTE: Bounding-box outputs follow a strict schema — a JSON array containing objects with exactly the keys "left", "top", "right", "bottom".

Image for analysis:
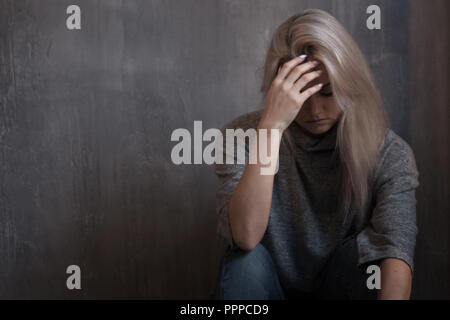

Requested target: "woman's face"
[{"left": 295, "top": 61, "right": 342, "bottom": 137}]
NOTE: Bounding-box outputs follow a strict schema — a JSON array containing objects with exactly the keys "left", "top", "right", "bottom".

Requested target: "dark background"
[{"left": 0, "top": 0, "right": 448, "bottom": 299}]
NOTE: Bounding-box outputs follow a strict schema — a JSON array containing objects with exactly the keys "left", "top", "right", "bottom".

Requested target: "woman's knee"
[
  {"left": 314, "top": 236, "right": 377, "bottom": 300},
  {"left": 225, "top": 243, "right": 274, "bottom": 279},
  {"left": 218, "top": 243, "right": 284, "bottom": 299}
]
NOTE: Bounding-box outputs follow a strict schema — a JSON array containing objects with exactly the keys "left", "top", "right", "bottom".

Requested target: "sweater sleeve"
[{"left": 356, "top": 134, "right": 420, "bottom": 275}]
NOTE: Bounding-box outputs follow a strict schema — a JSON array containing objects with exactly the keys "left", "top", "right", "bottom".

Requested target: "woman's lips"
[{"left": 307, "top": 119, "right": 328, "bottom": 124}]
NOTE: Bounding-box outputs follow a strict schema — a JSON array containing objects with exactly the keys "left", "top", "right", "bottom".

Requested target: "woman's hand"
[{"left": 259, "top": 55, "right": 323, "bottom": 131}]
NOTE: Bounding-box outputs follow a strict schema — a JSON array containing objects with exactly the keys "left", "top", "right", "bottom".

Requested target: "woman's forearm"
[
  {"left": 228, "top": 122, "right": 283, "bottom": 251},
  {"left": 377, "top": 258, "right": 412, "bottom": 300}
]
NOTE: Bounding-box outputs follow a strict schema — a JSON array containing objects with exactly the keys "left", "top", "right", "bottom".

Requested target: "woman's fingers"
[
  {"left": 297, "top": 82, "right": 323, "bottom": 105},
  {"left": 276, "top": 55, "right": 307, "bottom": 80},
  {"left": 292, "top": 69, "right": 322, "bottom": 93},
  {"left": 285, "top": 60, "right": 319, "bottom": 85}
]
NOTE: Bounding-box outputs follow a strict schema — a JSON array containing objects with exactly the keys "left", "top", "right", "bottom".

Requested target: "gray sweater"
[{"left": 215, "top": 109, "right": 419, "bottom": 292}]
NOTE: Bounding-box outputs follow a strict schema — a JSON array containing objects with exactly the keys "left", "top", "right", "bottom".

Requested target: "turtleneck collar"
[{"left": 287, "top": 120, "right": 338, "bottom": 152}]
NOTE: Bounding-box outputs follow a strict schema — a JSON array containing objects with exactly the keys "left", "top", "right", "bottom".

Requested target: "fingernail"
[
  {"left": 299, "top": 54, "right": 307, "bottom": 59},
  {"left": 313, "top": 61, "right": 319, "bottom": 65},
  {"left": 318, "top": 83, "right": 323, "bottom": 87}
]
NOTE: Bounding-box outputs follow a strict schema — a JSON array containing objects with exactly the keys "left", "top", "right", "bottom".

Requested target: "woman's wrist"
[{"left": 257, "top": 117, "right": 286, "bottom": 134}]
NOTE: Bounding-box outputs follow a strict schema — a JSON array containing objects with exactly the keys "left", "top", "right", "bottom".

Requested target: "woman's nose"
[{"left": 306, "top": 95, "right": 323, "bottom": 114}]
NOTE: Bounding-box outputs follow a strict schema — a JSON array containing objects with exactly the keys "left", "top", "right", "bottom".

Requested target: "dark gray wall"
[
  {"left": 410, "top": 0, "right": 450, "bottom": 299},
  {"left": 0, "top": 0, "right": 448, "bottom": 299}
]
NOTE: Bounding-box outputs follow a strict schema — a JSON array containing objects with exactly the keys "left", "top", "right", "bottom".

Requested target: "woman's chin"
[{"left": 302, "top": 125, "right": 332, "bottom": 137}]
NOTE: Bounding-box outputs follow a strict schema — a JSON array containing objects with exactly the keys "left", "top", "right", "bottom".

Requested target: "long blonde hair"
[{"left": 260, "top": 9, "right": 389, "bottom": 223}]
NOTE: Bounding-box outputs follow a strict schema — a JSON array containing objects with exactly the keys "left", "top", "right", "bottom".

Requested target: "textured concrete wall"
[{"left": 0, "top": 0, "right": 447, "bottom": 299}]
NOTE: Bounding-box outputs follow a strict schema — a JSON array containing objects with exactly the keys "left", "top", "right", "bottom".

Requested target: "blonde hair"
[{"left": 260, "top": 9, "right": 389, "bottom": 223}]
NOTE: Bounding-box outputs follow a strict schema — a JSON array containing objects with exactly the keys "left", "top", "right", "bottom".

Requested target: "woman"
[{"left": 214, "top": 9, "right": 420, "bottom": 300}]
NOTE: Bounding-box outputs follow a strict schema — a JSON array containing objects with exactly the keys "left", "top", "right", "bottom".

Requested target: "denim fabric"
[
  {"left": 213, "top": 235, "right": 378, "bottom": 300},
  {"left": 214, "top": 242, "right": 286, "bottom": 300}
]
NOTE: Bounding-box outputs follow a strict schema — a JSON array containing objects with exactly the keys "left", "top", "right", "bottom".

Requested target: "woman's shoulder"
[
  {"left": 220, "top": 109, "right": 264, "bottom": 131},
  {"left": 379, "top": 128, "right": 416, "bottom": 162},
  {"left": 371, "top": 128, "right": 419, "bottom": 188}
]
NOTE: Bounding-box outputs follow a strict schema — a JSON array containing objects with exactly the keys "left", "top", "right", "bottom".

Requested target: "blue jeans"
[{"left": 213, "top": 235, "right": 378, "bottom": 300}]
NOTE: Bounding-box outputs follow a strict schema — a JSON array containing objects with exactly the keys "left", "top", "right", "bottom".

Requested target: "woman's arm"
[
  {"left": 229, "top": 55, "right": 323, "bottom": 251},
  {"left": 356, "top": 131, "right": 420, "bottom": 300},
  {"left": 377, "top": 258, "right": 412, "bottom": 300},
  {"left": 228, "top": 125, "right": 282, "bottom": 251}
]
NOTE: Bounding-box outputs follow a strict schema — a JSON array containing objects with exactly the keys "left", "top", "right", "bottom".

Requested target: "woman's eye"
[{"left": 320, "top": 91, "right": 333, "bottom": 97}]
